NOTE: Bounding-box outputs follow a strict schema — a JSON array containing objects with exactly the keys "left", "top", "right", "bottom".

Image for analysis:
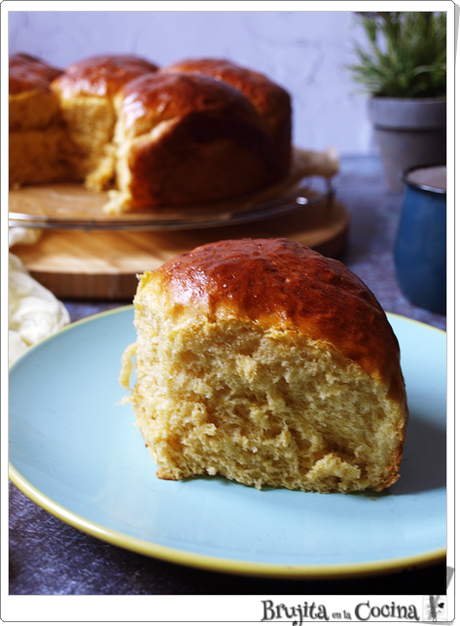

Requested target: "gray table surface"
[{"left": 9, "top": 155, "right": 447, "bottom": 596}]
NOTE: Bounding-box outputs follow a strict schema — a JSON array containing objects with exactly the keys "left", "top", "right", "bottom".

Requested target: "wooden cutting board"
[{"left": 11, "top": 193, "right": 349, "bottom": 301}]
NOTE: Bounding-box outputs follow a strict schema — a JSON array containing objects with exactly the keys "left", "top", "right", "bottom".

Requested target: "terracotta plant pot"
[{"left": 367, "top": 97, "right": 446, "bottom": 192}]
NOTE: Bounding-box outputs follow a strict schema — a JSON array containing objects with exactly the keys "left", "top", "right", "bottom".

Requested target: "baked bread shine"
[
  {"left": 121, "top": 238, "right": 408, "bottom": 493},
  {"left": 161, "top": 58, "right": 292, "bottom": 181}
]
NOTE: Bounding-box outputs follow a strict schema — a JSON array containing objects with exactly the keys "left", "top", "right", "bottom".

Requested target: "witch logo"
[{"left": 424, "top": 596, "right": 447, "bottom": 621}]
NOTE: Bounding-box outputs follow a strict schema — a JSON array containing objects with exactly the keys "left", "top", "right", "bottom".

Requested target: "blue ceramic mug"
[{"left": 394, "top": 164, "right": 446, "bottom": 315}]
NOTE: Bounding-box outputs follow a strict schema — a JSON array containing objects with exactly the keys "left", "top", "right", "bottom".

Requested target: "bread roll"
[
  {"left": 161, "top": 58, "right": 292, "bottom": 180},
  {"left": 9, "top": 53, "right": 73, "bottom": 187},
  {"left": 120, "top": 238, "right": 408, "bottom": 493},
  {"left": 9, "top": 53, "right": 63, "bottom": 131},
  {"left": 106, "top": 71, "right": 276, "bottom": 213},
  {"left": 50, "top": 54, "right": 159, "bottom": 190}
]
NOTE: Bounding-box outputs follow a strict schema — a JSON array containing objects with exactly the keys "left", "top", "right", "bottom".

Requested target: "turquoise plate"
[{"left": 9, "top": 307, "right": 446, "bottom": 579}]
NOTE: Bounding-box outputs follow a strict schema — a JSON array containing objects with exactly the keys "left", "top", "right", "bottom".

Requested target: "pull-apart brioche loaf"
[
  {"left": 121, "top": 238, "right": 408, "bottom": 494},
  {"left": 9, "top": 53, "right": 292, "bottom": 213}
]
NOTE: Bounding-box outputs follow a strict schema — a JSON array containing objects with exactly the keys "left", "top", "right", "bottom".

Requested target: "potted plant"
[{"left": 347, "top": 12, "right": 446, "bottom": 191}]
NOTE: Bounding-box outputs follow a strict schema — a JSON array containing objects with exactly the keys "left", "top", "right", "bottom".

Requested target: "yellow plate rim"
[{"left": 9, "top": 464, "right": 446, "bottom": 580}]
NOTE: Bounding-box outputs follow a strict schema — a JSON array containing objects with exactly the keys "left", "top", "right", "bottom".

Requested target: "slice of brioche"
[{"left": 121, "top": 238, "right": 408, "bottom": 493}]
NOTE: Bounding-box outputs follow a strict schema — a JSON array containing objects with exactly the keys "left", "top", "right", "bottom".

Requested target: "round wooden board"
[{"left": 11, "top": 194, "right": 349, "bottom": 301}]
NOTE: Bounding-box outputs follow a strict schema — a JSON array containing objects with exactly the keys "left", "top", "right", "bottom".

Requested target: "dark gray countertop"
[{"left": 9, "top": 155, "right": 447, "bottom": 596}]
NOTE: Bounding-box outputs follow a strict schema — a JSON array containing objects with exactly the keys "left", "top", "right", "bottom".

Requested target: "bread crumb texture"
[{"left": 121, "top": 238, "right": 408, "bottom": 494}]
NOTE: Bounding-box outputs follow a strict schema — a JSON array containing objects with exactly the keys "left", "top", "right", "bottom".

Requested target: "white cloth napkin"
[{"left": 9, "top": 228, "right": 70, "bottom": 366}]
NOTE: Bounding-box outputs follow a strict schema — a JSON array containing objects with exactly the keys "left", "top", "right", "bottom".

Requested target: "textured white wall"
[{"left": 8, "top": 9, "right": 375, "bottom": 156}]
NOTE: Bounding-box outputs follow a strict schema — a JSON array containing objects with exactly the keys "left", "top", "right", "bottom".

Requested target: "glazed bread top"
[
  {"left": 116, "top": 71, "right": 267, "bottom": 139},
  {"left": 9, "top": 53, "right": 62, "bottom": 95},
  {"left": 51, "top": 54, "right": 159, "bottom": 98},
  {"left": 143, "top": 238, "right": 405, "bottom": 397},
  {"left": 161, "top": 58, "right": 291, "bottom": 134}
]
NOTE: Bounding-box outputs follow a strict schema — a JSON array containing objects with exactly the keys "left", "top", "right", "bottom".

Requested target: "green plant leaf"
[{"left": 346, "top": 12, "right": 446, "bottom": 98}]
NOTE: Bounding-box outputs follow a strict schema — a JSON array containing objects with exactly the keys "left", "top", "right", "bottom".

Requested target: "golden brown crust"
[
  {"left": 118, "top": 71, "right": 263, "bottom": 136},
  {"left": 51, "top": 54, "right": 159, "bottom": 98},
  {"left": 161, "top": 58, "right": 290, "bottom": 121},
  {"left": 9, "top": 53, "right": 63, "bottom": 95},
  {"left": 114, "top": 72, "right": 276, "bottom": 207},
  {"left": 161, "top": 58, "right": 292, "bottom": 177},
  {"left": 157, "top": 238, "right": 407, "bottom": 400}
]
